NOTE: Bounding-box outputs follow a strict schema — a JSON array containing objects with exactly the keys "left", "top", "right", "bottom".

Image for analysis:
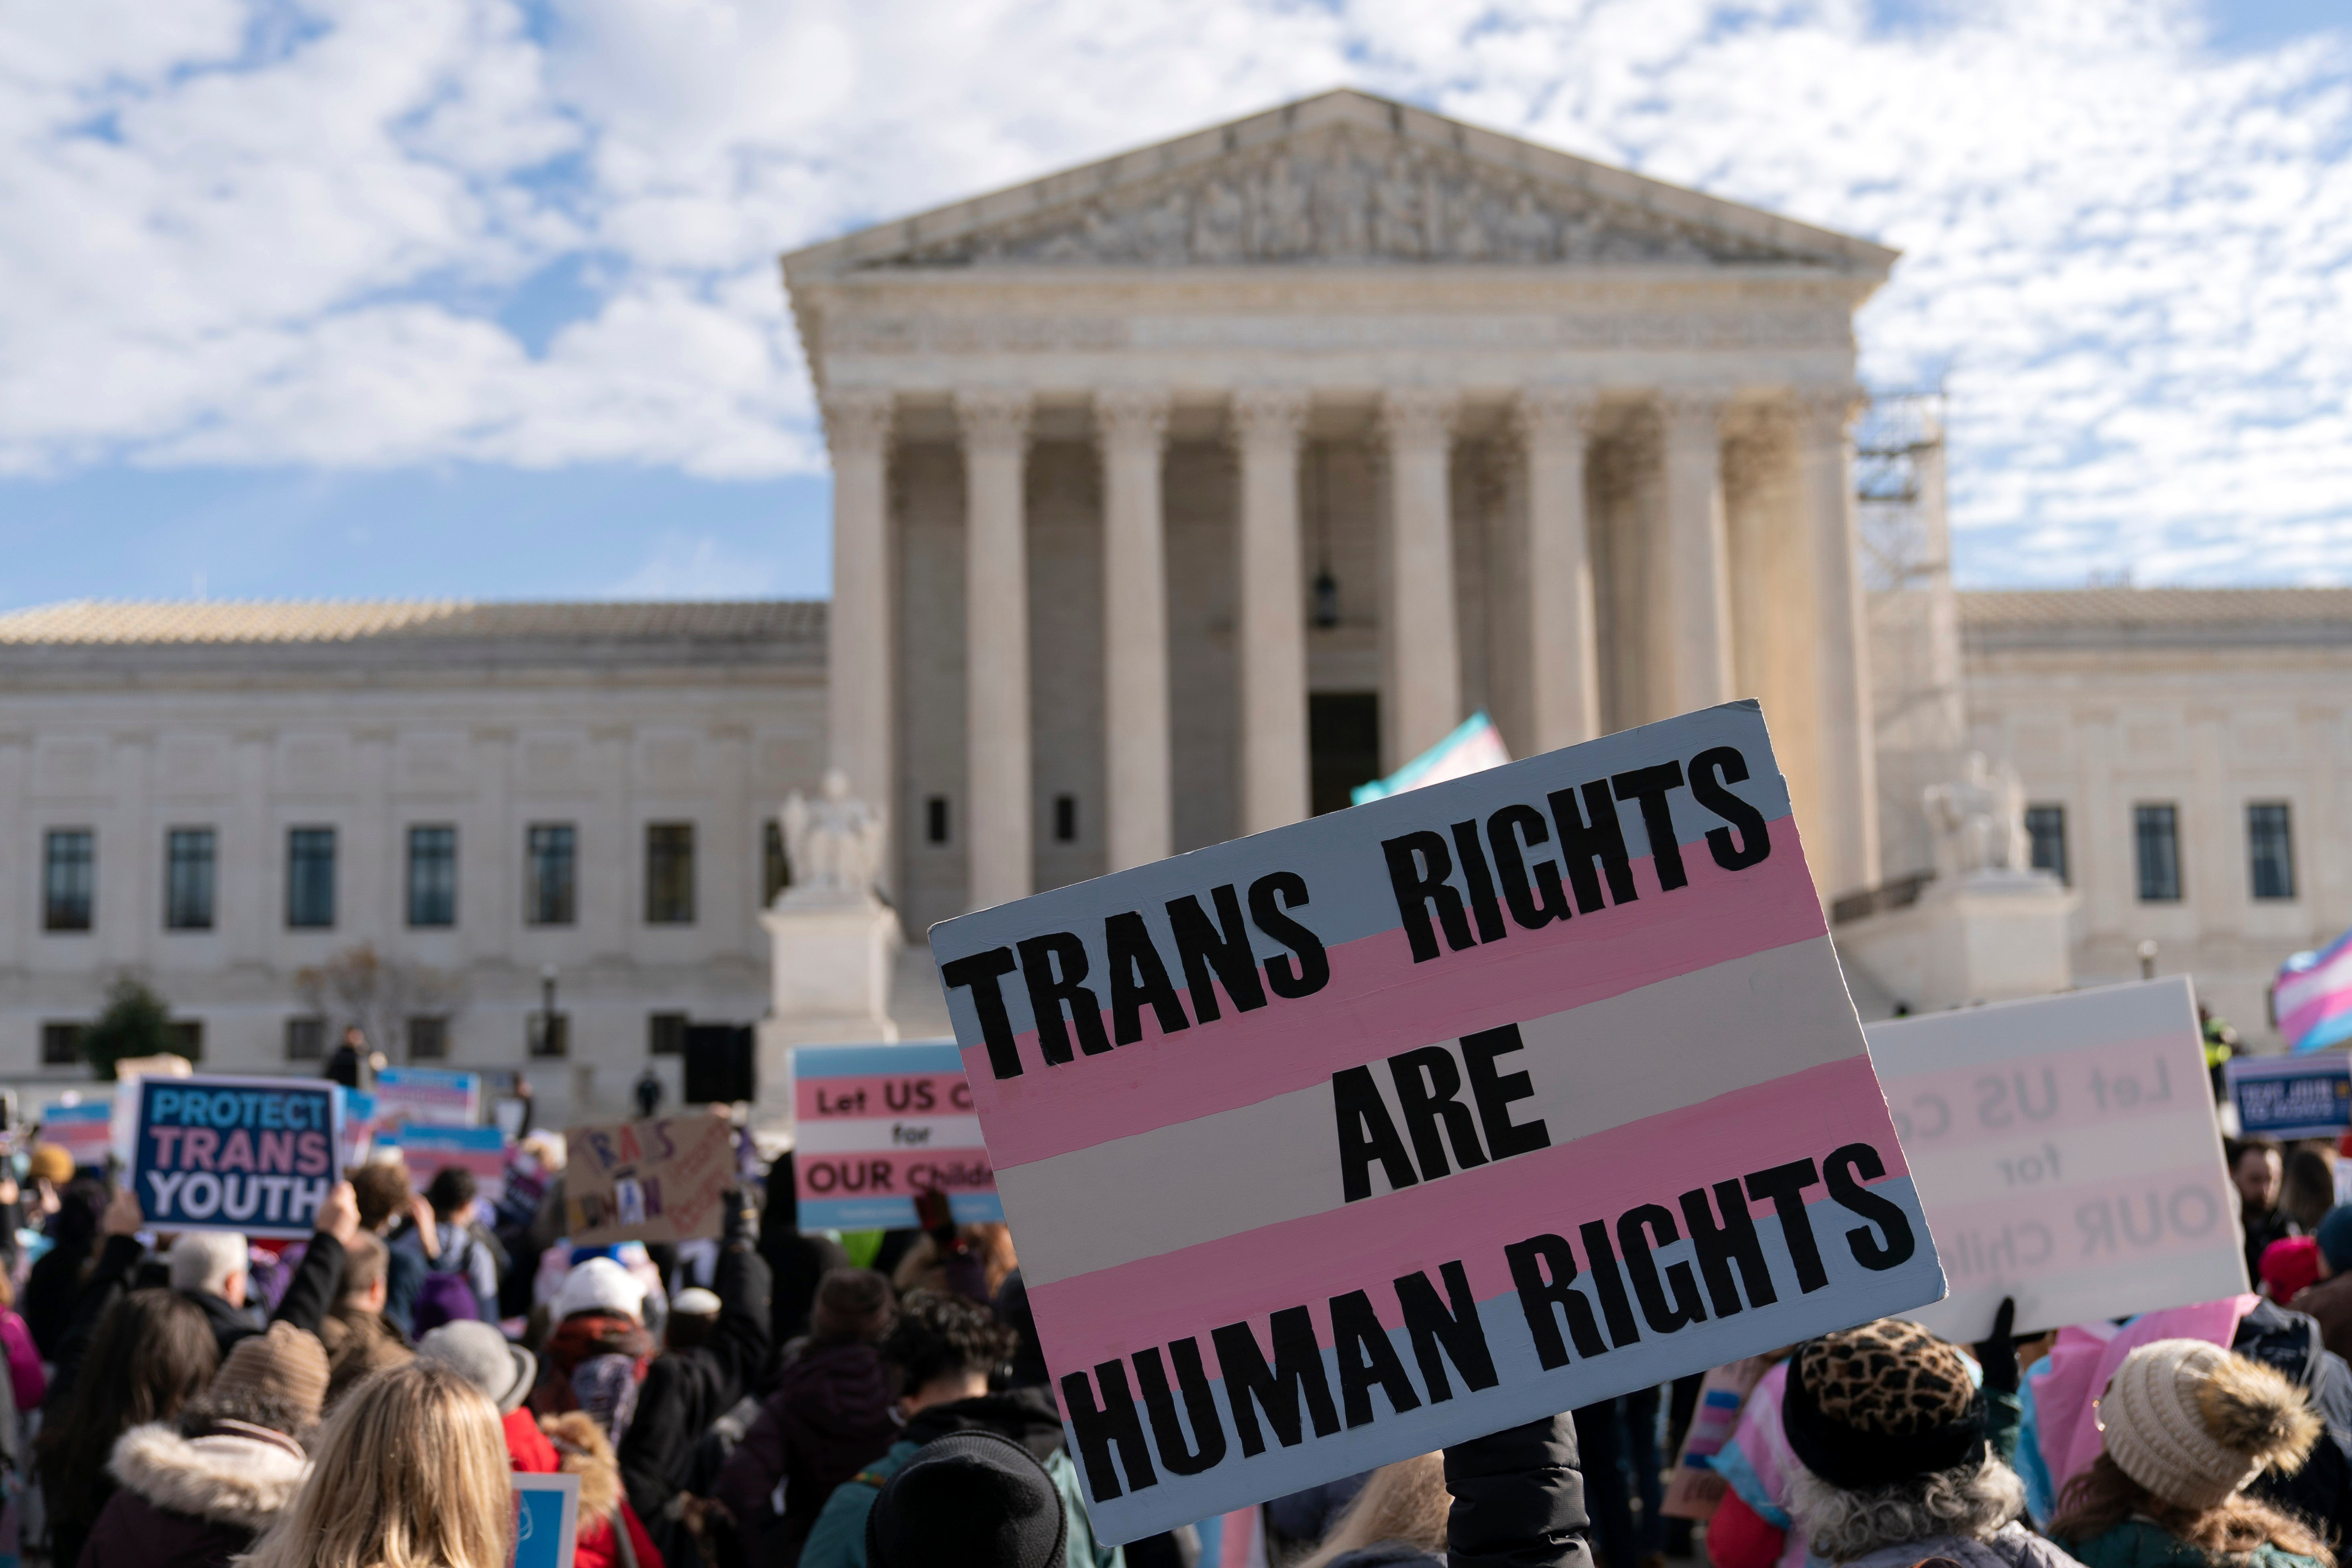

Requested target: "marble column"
[
  {"left": 1230, "top": 388, "right": 1312, "bottom": 833},
  {"left": 1516, "top": 389, "right": 1602, "bottom": 752},
  {"left": 1095, "top": 389, "right": 1173, "bottom": 871},
  {"left": 957, "top": 389, "right": 1034, "bottom": 911},
  {"left": 1379, "top": 389, "right": 1463, "bottom": 765},
  {"left": 1658, "top": 391, "right": 1736, "bottom": 714},
  {"left": 1794, "top": 386, "right": 1881, "bottom": 897},
  {"left": 822, "top": 390, "right": 897, "bottom": 883}
]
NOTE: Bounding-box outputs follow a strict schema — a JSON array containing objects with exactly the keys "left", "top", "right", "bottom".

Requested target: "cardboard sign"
[
  {"left": 1866, "top": 977, "right": 2244, "bottom": 1342},
  {"left": 791, "top": 1043, "right": 1003, "bottom": 1229},
  {"left": 39, "top": 1099, "right": 114, "bottom": 1171},
  {"left": 511, "top": 1472, "right": 580, "bottom": 1568},
  {"left": 374, "top": 1066, "right": 481, "bottom": 1128},
  {"left": 131, "top": 1075, "right": 342, "bottom": 1238},
  {"left": 2227, "top": 1053, "right": 2352, "bottom": 1140},
  {"left": 383, "top": 1124, "right": 510, "bottom": 1205},
  {"left": 930, "top": 702, "right": 1945, "bottom": 1543},
  {"left": 563, "top": 1113, "right": 735, "bottom": 1245}
]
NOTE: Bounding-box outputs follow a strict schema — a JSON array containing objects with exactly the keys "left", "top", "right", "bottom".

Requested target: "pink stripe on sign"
[
  {"left": 971, "top": 838, "right": 1828, "bottom": 1169},
  {"left": 794, "top": 1073, "right": 976, "bottom": 1122},
  {"left": 1884, "top": 1034, "right": 2200, "bottom": 1154},
  {"left": 1026, "top": 1053, "right": 1899, "bottom": 1373},
  {"left": 796, "top": 1146, "right": 998, "bottom": 1205}
]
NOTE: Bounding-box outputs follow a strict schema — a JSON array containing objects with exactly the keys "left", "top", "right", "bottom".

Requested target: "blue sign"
[
  {"left": 2228, "top": 1053, "right": 2352, "bottom": 1140},
  {"left": 131, "top": 1075, "right": 342, "bottom": 1238},
  {"left": 512, "top": 1473, "right": 580, "bottom": 1568}
]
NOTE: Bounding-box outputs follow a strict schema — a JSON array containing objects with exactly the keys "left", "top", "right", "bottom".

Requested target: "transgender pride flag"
[{"left": 2282, "top": 928, "right": 2352, "bottom": 1055}]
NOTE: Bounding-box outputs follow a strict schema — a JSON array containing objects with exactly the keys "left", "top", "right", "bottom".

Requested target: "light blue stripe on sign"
[{"left": 789, "top": 1042, "right": 960, "bottom": 1078}]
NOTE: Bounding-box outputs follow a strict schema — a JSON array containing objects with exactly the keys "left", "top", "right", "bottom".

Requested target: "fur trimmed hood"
[
  {"left": 543, "top": 1409, "right": 624, "bottom": 1520},
  {"left": 107, "top": 1421, "right": 309, "bottom": 1530}
]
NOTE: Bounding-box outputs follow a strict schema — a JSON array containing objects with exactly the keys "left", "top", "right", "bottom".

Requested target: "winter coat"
[
  {"left": 504, "top": 1405, "right": 666, "bottom": 1568},
  {"left": 78, "top": 1419, "right": 310, "bottom": 1568},
  {"left": 187, "top": 1231, "right": 346, "bottom": 1360},
  {"left": 2291, "top": 1274, "right": 2352, "bottom": 1379},
  {"left": 2227, "top": 1297, "right": 2352, "bottom": 1530},
  {"left": 533, "top": 1312, "right": 658, "bottom": 1419},
  {"left": 711, "top": 1337, "right": 897, "bottom": 1565},
  {"left": 1442, "top": 1413, "right": 1595, "bottom": 1568},
  {"left": 0, "top": 1308, "right": 46, "bottom": 1415},
  {"left": 798, "top": 1387, "right": 1119, "bottom": 1568},
  {"left": 1328, "top": 1546, "right": 1441, "bottom": 1567},
  {"left": 2059, "top": 1519, "right": 2320, "bottom": 1568},
  {"left": 618, "top": 1247, "right": 771, "bottom": 1565},
  {"left": 318, "top": 1304, "right": 413, "bottom": 1406},
  {"left": 23, "top": 1231, "right": 95, "bottom": 1358},
  {"left": 1839, "top": 1521, "right": 2087, "bottom": 1568}
]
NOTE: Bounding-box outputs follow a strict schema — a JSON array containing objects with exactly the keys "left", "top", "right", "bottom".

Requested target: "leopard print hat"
[{"left": 1780, "top": 1318, "right": 1989, "bottom": 1490}]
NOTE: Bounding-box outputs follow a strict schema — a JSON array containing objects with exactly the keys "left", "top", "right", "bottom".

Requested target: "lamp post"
[
  {"left": 535, "top": 964, "right": 560, "bottom": 1057},
  {"left": 2137, "top": 939, "right": 2158, "bottom": 981}
]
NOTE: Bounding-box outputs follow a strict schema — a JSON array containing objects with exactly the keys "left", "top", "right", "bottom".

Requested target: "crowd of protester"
[{"left": 2, "top": 1091, "right": 2349, "bottom": 1568}]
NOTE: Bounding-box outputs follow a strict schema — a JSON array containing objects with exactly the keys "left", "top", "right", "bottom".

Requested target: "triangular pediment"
[{"left": 785, "top": 90, "right": 1895, "bottom": 278}]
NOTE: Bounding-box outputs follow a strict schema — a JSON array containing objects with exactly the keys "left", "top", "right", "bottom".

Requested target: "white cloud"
[
  {"left": 608, "top": 529, "right": 781, "bottom": 598},
  {"left": 1, "top": 0, "right": 2349, "bottom": 581}
]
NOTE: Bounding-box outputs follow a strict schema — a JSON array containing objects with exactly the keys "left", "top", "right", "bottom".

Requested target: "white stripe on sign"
[
  {"left": 791, "top": 1115, "right": 986, "bottom": 1157},
  {"left": 1904, "top": 1109, "right": 2235, "bottom": 1201},
  {"left": 1000, "top": 934, "right": 1860, "bottom": 1288}
]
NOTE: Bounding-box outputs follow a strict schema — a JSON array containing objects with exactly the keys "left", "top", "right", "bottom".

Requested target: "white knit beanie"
[{"left": 2100, "top": 1339, "right": 2317, "bottom": 1511}]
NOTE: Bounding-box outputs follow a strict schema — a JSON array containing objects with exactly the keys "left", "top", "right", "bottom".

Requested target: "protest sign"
[
  {"left": 130, "top": 1075, "right": 341, "bottom": 1239},
  {"left": 791, "top": 1043, "right": 1002, "bottom": 1229},
  {"left": 374, "top": 1065, "right": 481, "bottom": 1128},
  {"left": 382, "top": 1124, "right": 509, "bottom": 1204},
  {"left": 563, "top": 1113, "right": 735, "bottom": 1245},
  {"left": 2226, "top": 1053, "right": 2352, "bottom": 1141},
  {"left": 931, "top": 701, "right": 1945, "bottom": 1543},
  {"left": 337, "top": 1090, "right": 378, "bottom": 1171},
  {"left": 1660, "top": 1354, "right": 1774, "bottom": 1519},
  {"left": 1866, "top": 977, "right": 2243, "bottom": 1342},
  {"left": 512, "top": 1472, "right": 580, "bottom": 1568},
  {"left": 39, "top": 1099, "right": 113, "bottom": 1171}
]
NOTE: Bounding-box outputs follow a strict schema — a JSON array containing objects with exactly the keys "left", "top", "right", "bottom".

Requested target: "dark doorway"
[{"left": 1310, "top": 692, "right": 1381, "bottom": 816}]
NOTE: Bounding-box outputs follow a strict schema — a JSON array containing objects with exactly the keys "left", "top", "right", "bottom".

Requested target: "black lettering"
[
  {"left": 1017, "top": 933, "right": 1112, "bottom": 1064},
  {"left": 1618, "top": 1204, "right": 1707, "bottom": 1333},
  {"left": 1395, "top": 1260, "right": 1497, "bottom": 1402},
  {"left": 1578, "top": 1218, "right": 1642, "bottom": 1347},
  {"left": 1331, "top": 1290, "right": 1422, "bottom": 1427},
  {"left": 1250, "top": 872, "right": 1330, "bottom": 998},
  {"left": 1386, "top": 1046, "right": 1488, "bottom": 1180},
  {"left": 1133, "top": 1340, "right": 1226, "bottom": 1477},
  {"left": 1504, "top": 1233, "right": 1607, "bottom": 1369},
  {"left": 1487, "top": 804, "right": 1572, "bottom": 930},
  {"left": 1211, "top": 1309, "right": 1340, "bottom": 1458},
  {"left": 1826, "top": 1142, "right": 1916, "bottom": 1270},
  {"left": 1382, "top": 832, "right": 1475, "bottom": 962},
  {"left": 1546, "top": 780, "right": 1639, "bottom": 913},
  {"left": 1450, "top": 820, "right": 1507, "bottom": 942},
  {"left": 940, "top": 947, "right": 1022, "bottom": 1078},
  {"left": 1105, "top": 911, "right": 1189, "bottom": 1046},
  {"left": 1612, "top": 762, "right": 1690, "bottom": 892},
  {"left": 1166, "top": 885, "right": 1268, "bottom": 1022},
  {"left": 1333, "top": 1067, "right": 1419, "bottom": 1203},
  {"left": 1461, "top": 1024, "right": 1551, "bottom": 1160},
  {"left": 1689, "top": 746, "right": 1772, "bottom": 870},
  {"left": 1679, "top": 1180, "right": 1777, "bottom": 1316},
  {"left": 1743, "top": 1159, "right": 1828, "bottom": 1292},
  {"left": 1061, "top": 1362, "right": 1159, "bottom": 1501}
]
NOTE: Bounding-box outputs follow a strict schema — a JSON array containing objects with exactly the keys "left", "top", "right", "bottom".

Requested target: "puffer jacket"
[
  {"left": 79, "top": 1419, "right": 311, "bottom": 1568},
  {"left": 2059, "top": 1519, "right": 2319, "bottom": 1568},
  {"left": 1841, "top": 1521, "right": 2088, "bottom": 1568},
  {"left": 711, "top": 1337, "right": 898, "bottom": 1565},
  {"left": 1442, "top": 1413, "right": 1594, "bottom": 1568}
]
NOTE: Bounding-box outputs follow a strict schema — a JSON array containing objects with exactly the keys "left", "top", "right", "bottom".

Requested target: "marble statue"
[
  {"left": 780, "top": 769, "right": 888, "bottom": 902},
  {"left": 1923, "top": 752, "right": 2032, "bottom": 881}
]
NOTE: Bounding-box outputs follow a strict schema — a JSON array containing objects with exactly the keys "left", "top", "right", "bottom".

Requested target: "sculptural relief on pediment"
[{"left": 862, "top": 128, "right": 1815, "bottom": 270}]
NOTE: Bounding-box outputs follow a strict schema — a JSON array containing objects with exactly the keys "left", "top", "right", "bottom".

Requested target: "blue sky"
[{"left": 4, "top": 0, "right": 2349, "bottom": 609}]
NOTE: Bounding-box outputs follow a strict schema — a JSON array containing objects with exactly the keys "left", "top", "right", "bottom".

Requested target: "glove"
[{"left": 1974, "top": 1296, "right": 2019, "bottom": 1395}]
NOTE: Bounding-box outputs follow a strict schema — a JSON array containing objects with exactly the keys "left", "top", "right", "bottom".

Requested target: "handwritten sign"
[
  {"left": 375, "top": 1066, "right": 481, "bottom": 1129},
  {"left": 512, "top": 1472, "right": 580, "bottom": 1568},
  {"left": 382, "top": 1124, "right": 510, "bottom": 1205},
  {"left": 1866, "top": 977, "right": 2244, "bottom": 1341},
  {"left": 2227, "top": 1053, "right": 2352, "bottom": 1141},
  {"left": 791, "top": 1043, "right": 1001, "bottom": 1229},
  {"left": 39, "top": 1099, "right": 114, "bottom": 1172},
  {"left": 131, "top": 1075, "right": 341, "bottom": 1238},
  {"left": 931, "top": 702, "right": 1945, "bottom": 1543},
  {"left": 563, "top": 1114, "right": 735, "bottom": 1245}
]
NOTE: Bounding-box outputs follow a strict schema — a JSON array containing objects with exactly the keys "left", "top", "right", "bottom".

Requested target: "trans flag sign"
[
  {"left": 132, "top": 1075, "right": 341, "bottom": 1238},
  {"left": 2281, "top": 927, "right": 2352, "bottom": 1055}
]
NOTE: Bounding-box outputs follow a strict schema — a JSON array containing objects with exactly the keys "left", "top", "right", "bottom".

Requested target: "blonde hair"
[
  {"left": 1296, "top": 1454, "right": 1450, "bottom": 1568},
  {"left": 236, "top": 1360, "right": 512, "bottom": 1568}
]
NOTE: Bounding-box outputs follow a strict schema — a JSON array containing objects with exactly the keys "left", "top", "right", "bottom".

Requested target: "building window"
[
  {"left": 286, "top": 827, "right": 337, "bottom": 928},
  {"left": 407, "top": 825, "right": 457, "bottom": 927},
  {"left": 2134, "top": 803, "right": 2182, "bottom": 903},
  {"left": 649, "top": 1012, "right": 688, "bottom": 1056},
  {"left": 2248, "top": 801, "right": 2296, "bottom": 901},
  {"left": 43, "top": 829, "right": 93, "bottom": 933},
  {"left": 40, "top": 1022, "right": 84, "bottom": 1067},
  {"left": 165, "top": 828, "right": 216, "bottom": 931},
  {"left": 762, "top": 820, "right": 792, "bottom": 906},
  {"left": 926, "top": 795, "right": 950, "bottom": 845},
  {"left": 285, "top": 1016, "right": 327, "bottom": 1062},
  {"left": 526, "top": 824, "right": 576, "bottom": 926},
  {"left": 2024, "top": 805, "right": 2068, "bottom": 887},
  {"left": 407, "top": 1016, "right": 449, "bottom": 1061},
  {"left": 528, "top": 1012, "right": 570, "bottom": 1059},
  {"left": 1054, "top": 794, "right": 1079, "bottom": 844},
  {"left": 645, "top": 823, "right": 695, "bottom": 924},
  {"left": 167, "top": 1021, "right": 204, "bottom": 1062}
]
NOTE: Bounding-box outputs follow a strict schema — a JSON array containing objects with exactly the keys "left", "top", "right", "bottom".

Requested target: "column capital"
[
  {"left": 1513, "top": 386, "right": 1604, "bottom": 448},
  {"left": 820, "top": 388, "right": 895, "bottom": 456},
  {"left": 1378, "top": 387, "right": 1459, "bottom": 448},
  {"left": 954, "top": 388, "right": 1034, "bottom": 454},
  {"left": 1092, "top": 388, "right": 1172, "bottom": 452},
  {"left": 1655, "top": 387, "right": 1736, "bottom": 442},
  {"left": 1227, "top": 387, "right": 1311, "bottom": 449},
  {"left": 1791, "top": 383, "right": 1868, "bottom": 441}
]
